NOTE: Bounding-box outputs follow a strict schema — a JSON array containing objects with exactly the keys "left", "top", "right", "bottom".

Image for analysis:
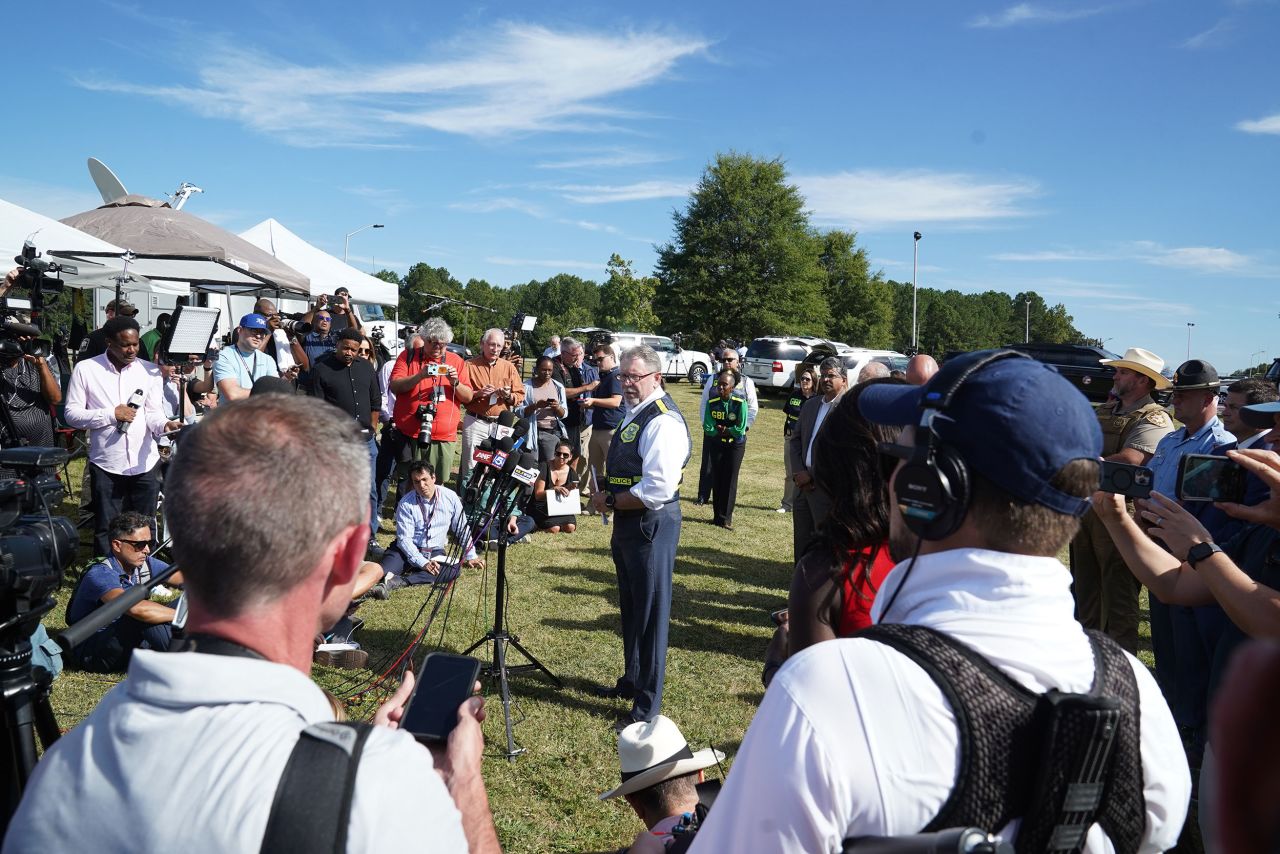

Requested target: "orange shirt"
[
  {"left": 463, "top": 357, "right": 525, "bottom": 418},
  {"left": 390, "top": 349, "right": 466, "bottom": 440}
]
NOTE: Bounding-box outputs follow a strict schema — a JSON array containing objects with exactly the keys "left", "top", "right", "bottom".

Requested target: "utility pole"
[
  {"left": 912, "top": 231, "right": 922, "bottom": 351},
  {"left": 1186, "top": 322, "right": 1195, "bottom": 360},
  {"left": 1024, "top": 297, "right": 1031, "bottom": 343}
]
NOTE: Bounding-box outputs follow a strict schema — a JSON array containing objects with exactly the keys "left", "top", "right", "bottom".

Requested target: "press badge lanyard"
[
  {"left": 235, "top": 348, "right": 259, "bottom": 384},
  {"left": 416, "top": 492, "right": 439, "bottom": 555}
]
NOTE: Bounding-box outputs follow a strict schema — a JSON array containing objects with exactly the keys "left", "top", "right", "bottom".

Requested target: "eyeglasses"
[
  {"left": 114, "top": 538, "right": 152, "bottom": 550},
  {"left": 619, "top": 371, "right": 659, "bottom": 384},
  {"left": 554, "top": 452, "right": 572, "bottom": 458},
  {"left": 316, "top": 315, "right": 332, "bottom": 322}
]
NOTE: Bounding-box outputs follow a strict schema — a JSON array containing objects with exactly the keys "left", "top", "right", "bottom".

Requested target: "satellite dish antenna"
[{"left": 87, "top": 158, "right": 129, "bottom": 204}]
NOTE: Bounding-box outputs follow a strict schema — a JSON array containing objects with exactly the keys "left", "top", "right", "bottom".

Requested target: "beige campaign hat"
[
  {"left": 598, "top": 715, "right": 724, "bottom": 800},
  {"left": 1099, "top": 347, "right": 1171, "bottom": 390}
]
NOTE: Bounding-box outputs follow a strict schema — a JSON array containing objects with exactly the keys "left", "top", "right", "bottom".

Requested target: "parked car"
[
  {"left": 599, "top": 331, "right": 713, "bottom": 384},
  {"left": 795, "top": 343, "right": 908, "bottom": 384},
  {"left": 743, "top": 336, "right": 828, "bottom": 391},
  {"left": 1005, "top": 343, "right": 1119, "bottom": 403}
]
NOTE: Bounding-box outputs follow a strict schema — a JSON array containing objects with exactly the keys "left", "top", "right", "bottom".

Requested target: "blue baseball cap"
[
  {"left": 239, "top": 313, "right": 269, "bottom": 331},
  {"left": 858, "top": 349, "right": 1102, "bottom": 516}
]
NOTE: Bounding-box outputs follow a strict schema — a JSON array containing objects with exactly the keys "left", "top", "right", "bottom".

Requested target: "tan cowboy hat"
[
  {"left": 599, "top": 715, "right": 725, "bottom": 800},
  {"left": 1099, "top": 347, "right": 1171, "bottom": 390}
]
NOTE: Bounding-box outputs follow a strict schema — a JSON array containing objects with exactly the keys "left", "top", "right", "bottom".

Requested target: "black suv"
[{"left": 1005, "top": 343, "right": 1119, "bottom": 402}]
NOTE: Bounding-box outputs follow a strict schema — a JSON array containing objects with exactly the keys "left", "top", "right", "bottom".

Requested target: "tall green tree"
[
  {"left": 654, "top": 152, "right": 830, "bottom": 349},
  {"left": 818, "top": 230, "right": 893, "bottom": 348},
  {"left": 599, "top": 254, "right": 659, "bottom": 332}
]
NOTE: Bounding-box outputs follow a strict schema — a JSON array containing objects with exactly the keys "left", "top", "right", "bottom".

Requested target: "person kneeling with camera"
[
  {"left": 6, "top": 395, "right": 500, "bottom": 853},
  {"left": 374, "top": 461, "right": 484, "bottom": 595}
]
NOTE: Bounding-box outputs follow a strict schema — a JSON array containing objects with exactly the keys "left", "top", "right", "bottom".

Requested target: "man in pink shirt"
[{"left": 65, "top": 316, "right": 181, "bottom": 557}]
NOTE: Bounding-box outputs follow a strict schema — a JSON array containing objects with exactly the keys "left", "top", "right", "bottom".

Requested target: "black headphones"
[{"left": 893, "top": 349, "right": 1034, "bottom": 541}]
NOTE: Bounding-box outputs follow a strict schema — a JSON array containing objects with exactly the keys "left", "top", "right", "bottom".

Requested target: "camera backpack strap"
[
  {"left": 260, "top": 721, "right": 373, "bottom": 854},
  {"left": 850, "top": 624, "right": 1145, "bottom": 854}
]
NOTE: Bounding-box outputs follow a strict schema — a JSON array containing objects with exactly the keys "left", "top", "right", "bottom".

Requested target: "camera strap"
[{"left": 260, "top": 721, "right": 373, "bottom": 854}]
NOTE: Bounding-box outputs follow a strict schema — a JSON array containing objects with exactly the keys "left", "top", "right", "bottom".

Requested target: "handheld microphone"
[
  {"left": 117, "top": 388, "right": 144, "bottom": 433},
  {"left": 463, "top": 438, "right": 497, "bottom": 504},
  {"left": 510, "top": 415, "right": 532, "bottom": 451},
  {"left": 491, "top": 409, "right": 517, "bottom": 441},
  {"left": 465, "top": 436, "right": 513, "bottom": 506}
]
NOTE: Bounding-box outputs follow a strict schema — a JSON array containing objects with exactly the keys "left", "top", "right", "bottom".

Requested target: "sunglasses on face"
[
  {"left": 114, "top": 538, "right": 152, "bottom": 550},
  {"left": 358, "top": 348, "right": 372, "bottom": 354},
  {"left": 554, "top": 452, "right": 572, "bottom": 458}
]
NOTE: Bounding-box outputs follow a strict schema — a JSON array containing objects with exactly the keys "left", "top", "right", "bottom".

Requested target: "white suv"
[
  {"left": 744, "top": 336, "right": 829, "bottom": 391},
  {"left": 606, "top": 332, "right": 713, "bottom": 384}
]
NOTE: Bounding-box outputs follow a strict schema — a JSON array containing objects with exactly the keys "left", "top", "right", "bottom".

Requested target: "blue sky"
[{"left": 4, "top": 1, "right": 1278, "bottom": 372}]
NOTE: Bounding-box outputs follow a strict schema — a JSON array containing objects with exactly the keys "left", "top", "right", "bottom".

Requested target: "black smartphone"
[
  {"left": 1099, "top": 461, "right": 1154, "bottom": 499},
  {"left": 399, "top": 652, "right": 482, "bottom": 743},
  {"left": 770, "top": 607, "right": 789, "bottom": 626},
  {"left": 1176, "top": 454, "right": 1247, "bottom": 503}
]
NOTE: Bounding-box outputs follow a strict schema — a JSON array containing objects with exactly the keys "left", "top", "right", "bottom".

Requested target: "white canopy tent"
[
  {"left": 239, "top": 218, "right": 397, "bottom": 307},
  {"left": 0, "top": 196, "right": 187, "bottom": 295}
]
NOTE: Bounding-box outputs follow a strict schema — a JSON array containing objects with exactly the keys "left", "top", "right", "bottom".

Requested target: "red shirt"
[
  {"left": 836, "top": 541, "right": 897, "bottom": 635},
  {"left": 390, "top": 349, "right": 466, "bottom": 441}
]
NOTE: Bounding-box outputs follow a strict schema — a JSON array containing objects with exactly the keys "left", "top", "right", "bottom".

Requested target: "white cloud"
[
  {"left": 449, "top": 197, "right": 546, "bottom": 217},
  {"left": 796, "top": 169, "right": 1039, "bottom": 230},
  {"left": 0, "top": 176, "right": 111, "bottom": 220},
  {"left": 486, "top": 256, "right": 602, "bottom": 271},
  {"left": 1180, "top": 18, "right": 1235, "bottom": 49},
  {"left": 1236, "top": 113, "right": 1280, "bottom": 135},
  {"left": 968, "top": 3, "right": 1111, "bottom": 28},
  {"left": 551, "top": 180, "right": 691, "bottom": 204},
  {"left": 535, "top": 149, "right": 675, "bottom": 170},
  {"left": 1132, "top": 242, "right": 1253, "bottom": 273},
  {"left": 76, "top": 24, "right": 709, "bottom": 146},
  {"left": 340, "top": 185, "right": 415, "bottom": 216},
  {"left": 989, "top": 241, "right": 1271, "bottom": 275}
]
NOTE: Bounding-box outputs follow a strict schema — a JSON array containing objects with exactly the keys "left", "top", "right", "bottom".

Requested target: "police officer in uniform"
[
  {"left": 590, "top": 345, "right": 691, "bottom": 729},
  {"left": 1070, "top": 347, "right": 1174, "bottom": 652}
]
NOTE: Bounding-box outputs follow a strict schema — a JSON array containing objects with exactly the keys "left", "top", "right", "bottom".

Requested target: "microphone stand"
[{"left": 460, "top": 474, "right": 561, "bottom": 760}]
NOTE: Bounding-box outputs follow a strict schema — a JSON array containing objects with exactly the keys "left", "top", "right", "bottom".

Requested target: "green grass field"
[{"left": 40, "top": 381, "right": 1163, "bottom": 853}]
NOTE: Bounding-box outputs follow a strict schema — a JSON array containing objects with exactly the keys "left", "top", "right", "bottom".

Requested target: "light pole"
[
  {"left": 1185, "top": 322, "right": 1195, "bottom": 360},
  {"left": 912, "top": 231, "right": 922, "bottom": 351},
  {"left": 343, "top": 223, "right": 384, "bottom": 263},
  {"left": 1024, "top": 297, "right": 1031, "bottom": 343},
  {"left": 1252, "top": 349, "right": 1266, "bottom": 375}
]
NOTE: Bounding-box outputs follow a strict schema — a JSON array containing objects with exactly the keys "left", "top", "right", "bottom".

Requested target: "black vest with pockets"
[{"left": 855, "top": 624, "right": 1146, "bottom": 854}]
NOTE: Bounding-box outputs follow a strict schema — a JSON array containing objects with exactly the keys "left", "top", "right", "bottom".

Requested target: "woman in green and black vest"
[
  {"left": 704, "top": 367, "right": 749, "bottom": 529},
  {"left": 780, "top": 365, "right": 817, "bottom": 513}
]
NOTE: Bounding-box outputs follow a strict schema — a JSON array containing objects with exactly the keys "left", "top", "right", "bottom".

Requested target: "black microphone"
[
  {"left": 511, "top": 415, "right": 532, "bottom": 451},
  {"left": 464, "top": 436, "right": 513, "bottom": 505},
  {"left": 491, "top": 408, "right": 517, "bottom": 442},
  {"left": 117, "top": 388, "right": 144, "bottom": 433},
  {"left": 462, "top": 437, "right": 497, "bottom": 503}
]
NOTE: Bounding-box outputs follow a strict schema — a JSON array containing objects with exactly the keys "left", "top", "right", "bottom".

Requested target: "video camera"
[
  {"left": 10, "top": 243, "right": 69, "bottom": 298},
  {"left": 0, "top": 324, "right": 50, "bottom": 361}
]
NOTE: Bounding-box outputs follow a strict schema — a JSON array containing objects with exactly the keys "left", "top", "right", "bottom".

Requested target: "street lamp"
[
  {"left": 1024, "top": 297, "right": 1031, "bottom": 344},
  {"left": 1185, "top": 322, "right": 1195, "bottom": 360},
  {"left": 912, "top": 231, "right": 922, "bottom": 351},
  {"left": 343, "top": 223, "right": 384, "bottom": 263}
]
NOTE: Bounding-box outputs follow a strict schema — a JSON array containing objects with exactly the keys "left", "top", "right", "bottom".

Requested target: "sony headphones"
[{"left": 893, "top": 349, "right": 1034, "bottom": 540}]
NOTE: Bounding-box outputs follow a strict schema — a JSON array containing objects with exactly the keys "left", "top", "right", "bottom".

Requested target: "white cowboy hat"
[
  {"left": 1099, "top": 347, "right": 1172, "bottom": 390},
  {"left": 598, "top": 715, "right": 725, "bottom": 800}
]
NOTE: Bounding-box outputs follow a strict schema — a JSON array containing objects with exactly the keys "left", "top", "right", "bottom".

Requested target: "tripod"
[
  {"left": 461, "top": 489, "right": 561, "bottom": 760},
  {"left": 1, "top": 597, "right": 62, "bottom": 834}
]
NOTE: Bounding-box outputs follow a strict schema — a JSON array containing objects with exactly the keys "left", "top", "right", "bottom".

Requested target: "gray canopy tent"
[{"left": 59, "top": 196, "right": 310, "bottom": 303}]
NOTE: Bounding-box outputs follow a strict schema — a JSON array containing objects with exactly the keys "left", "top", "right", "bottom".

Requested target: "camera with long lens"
[
  {"left": 416, "top": 402, "right": 436, "bottom": 448},
  {"left": 277, "top": 313, "right": 312, "bottom": 336},
  {"left": 0, "top": 327, "right": 50, "bottom": 361},
  {"left": 370, "top": 326, "right": 385, "bottom": 342}
]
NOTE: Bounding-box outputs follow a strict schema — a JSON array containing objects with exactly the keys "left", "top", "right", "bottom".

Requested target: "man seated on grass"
[
  {"left": 65, "top": 511, "right": 179, "bottom": 672},
  {"left": 373, "top": 461, "right": 484, "bottom": 594},
  {"left": 602, "top": 715, "right": 723, "bottom": 853}
]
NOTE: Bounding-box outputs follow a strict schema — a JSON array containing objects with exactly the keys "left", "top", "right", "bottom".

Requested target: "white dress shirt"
[
  {"left": 690, "top": 548, "right": 1190, "bottom": 854},
  {"left": 804, "top": 395, "right": 837, "bottom": 468},
  {"left": 64, "top": 354, "right": 169, "bottom": 476},
  {"left": 619, "top": 387, "right": 691, "bottom": 509}
]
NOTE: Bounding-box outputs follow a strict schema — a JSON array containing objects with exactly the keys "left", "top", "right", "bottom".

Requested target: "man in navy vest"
[{"left": 590, "top": 345, "right": 691, "bottom": 729}]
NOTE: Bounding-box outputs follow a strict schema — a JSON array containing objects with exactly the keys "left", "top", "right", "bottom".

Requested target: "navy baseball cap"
[
  {"left": 858, "top": 349, "right": 1102, "bottom": 516},
  {"left": 1241, "top": 400, "right": 1280, "bottom": 429},
  {"left": 239, "top": 313, "right": 270, "bottom": 331}
]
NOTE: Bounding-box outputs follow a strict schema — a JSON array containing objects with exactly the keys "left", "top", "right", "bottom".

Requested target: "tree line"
[{"left": 374, "top": 151, "right": 1091, "bottom": 358}]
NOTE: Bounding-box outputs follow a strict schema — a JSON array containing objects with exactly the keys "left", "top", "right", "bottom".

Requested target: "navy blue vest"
[{"left": 605, "top": 393, "right": 690, "bottom": 495}]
